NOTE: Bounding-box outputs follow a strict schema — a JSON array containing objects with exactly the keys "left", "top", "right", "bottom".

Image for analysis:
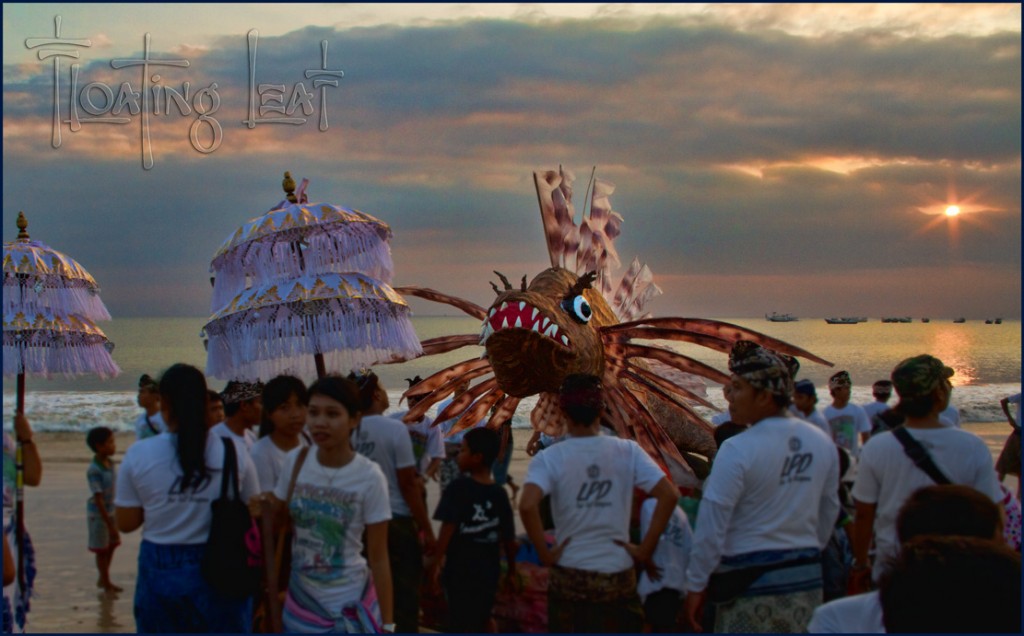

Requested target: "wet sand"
[{"left": 19, "top": 423, "right": 1016, "bottom": 633}]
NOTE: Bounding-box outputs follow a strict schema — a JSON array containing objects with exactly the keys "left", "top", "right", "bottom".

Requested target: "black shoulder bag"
[
  {"left": 891, "top": 426, "right": 952, "bottom": 485},
  {"left": 202, "top": 437, "right": 263, "bottom": 599}
]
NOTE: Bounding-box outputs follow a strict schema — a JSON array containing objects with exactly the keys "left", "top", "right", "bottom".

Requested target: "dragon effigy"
[{"left": 396, "top": 167, "right": 831, "bottom": 487}]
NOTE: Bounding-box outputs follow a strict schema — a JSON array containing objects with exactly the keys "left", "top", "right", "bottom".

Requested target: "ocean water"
[{"left": 2, "top": 316, "right": 1020, "bottom": 433}]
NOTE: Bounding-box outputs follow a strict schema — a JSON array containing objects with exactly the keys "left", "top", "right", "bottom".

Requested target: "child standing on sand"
[
  {"left": 85, "top": 427, "right": 121, "bottom": 592},
  {"left": 430, "top": 427, "right": 517, "bottom": 633}
]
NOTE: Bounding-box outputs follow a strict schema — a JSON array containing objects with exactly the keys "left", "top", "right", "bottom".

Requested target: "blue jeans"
[{"left": 134, "top": 540, "right": 252, "bottom": 633}]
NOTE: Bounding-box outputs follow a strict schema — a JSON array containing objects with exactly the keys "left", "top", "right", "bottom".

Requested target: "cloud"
[{"left": 2, "top": 14, "right": 1019, "bottom": 319}]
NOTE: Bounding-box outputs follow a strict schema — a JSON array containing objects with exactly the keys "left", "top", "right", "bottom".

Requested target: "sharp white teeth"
[
  {"left": 544, "top": 324, "right": 558, "bottom": 338},
  {"left": 561, "top": 334, "right": 569, "bottom": 346},
  {"left": 531, "top": 307, "right": 538, "bottom": 321},
  {"left": 501, "top": 316, "right": 509, "bottom": 329},
  {"left": 542, "top": 317, "right": 550, "bottom": 330},
  {"left": 532, "top": 321, "right": 542, "bottom": 332},
  {"left": 514, "top": 316, "right": 523, "bottom": 328},
  {"left": 519, "top": 302, "right": 526, "bottom": 311},
  {"left": 501, "top": 302, "right": 508, "bottom": 311},
  {"left": 489, "top": 307, "right": 496, "bottom": 318}
]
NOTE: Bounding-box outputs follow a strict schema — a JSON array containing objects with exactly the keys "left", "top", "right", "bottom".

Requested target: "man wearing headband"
[
  {"left": 824, "top": 371, "right": 872, "bottom": 457},
  {"left": 133, "top": 374, "right": 166, "bottom": 441},
  {"left": 861, "top": 380, "right": 893, "bottom": 422},
  {"left": 683, "top": 341, "right": 839, "bottom": 633},
  {"left": 519, "top": 373, "right": 678, "bottom": 633},
  {"left": 211, "top": 379, "right": 264, "bottom": 452},
  {"left": 850, "top": 354, "right": 1003, "bottom": 589}
]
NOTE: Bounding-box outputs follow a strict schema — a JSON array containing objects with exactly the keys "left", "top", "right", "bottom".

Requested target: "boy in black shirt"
[{"left": 431, "top": 427, "right": 517, "bottom": 632}]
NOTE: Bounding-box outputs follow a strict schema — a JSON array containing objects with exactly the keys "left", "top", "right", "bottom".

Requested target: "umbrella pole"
[
  {"left": 15, "top": 372, "right": 26, "bottom": 594},
  {"left": 260, "top": 500, "right": 283, "bottom": 633},
  {"left": 314, "top": 353, "right": 326, "bottom": 379}
]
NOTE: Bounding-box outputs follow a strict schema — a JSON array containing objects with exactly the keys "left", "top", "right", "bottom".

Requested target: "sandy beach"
[{"left": 18, "top": 424, "right": 1017, "bottom": 633}]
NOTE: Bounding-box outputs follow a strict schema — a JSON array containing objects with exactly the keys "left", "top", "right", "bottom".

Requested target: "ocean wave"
[{"left": 3, "top": 383, "right": 1020, "bottom": 435}]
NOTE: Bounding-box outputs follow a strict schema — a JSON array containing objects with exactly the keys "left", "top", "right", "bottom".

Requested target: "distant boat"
[
  {"left": 921, "top": 317, "right": 930, "bottom": 323},
  {"left": 995, "top": 318, "right": 1003, "bottom": 324},
  {"left": 985, "top": 319, "right": 993, "bottom": 324},
  {"left": 825, "top": 317, "right": 860, "bottom": 324},
  {"left": 953, "top": 317, "right": 966, "bottom": 323},
  {"left": 881, "top": 316, "right": 913, "bottom": 323},
  {"left": 766, "top": 312, "right": 798, "bottom": 322}
]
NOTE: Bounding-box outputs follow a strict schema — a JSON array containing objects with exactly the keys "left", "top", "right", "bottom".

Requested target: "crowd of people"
[{"left": 1, "top": 345, "right": 1021, "bottom": 633}]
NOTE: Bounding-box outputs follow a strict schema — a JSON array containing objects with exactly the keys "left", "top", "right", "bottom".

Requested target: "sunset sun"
[{"left": 945, "top": 205, "right": 961, "bottom": 217}]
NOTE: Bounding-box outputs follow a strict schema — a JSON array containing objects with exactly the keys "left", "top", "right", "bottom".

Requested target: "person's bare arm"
[
  {"left": 366, "top": 521, "right": 393, "bottom": 625},
  {"left": 518, "top": 483, "right": 569, "bottom": 566},
  {"left": 14, "top": 414, "right": 42, "bottom": 486},
  {"left": 397, "top": 466, "right": 437, "bottom": 553},
  {"left": 116, "top": 506, "right": 144, "bottom": 533},
  {"left": 849, "top": 499, "right": 877, "bottom": 593},
  {"left": 3, "top": 536, "right": 14, "bottom": 586}
]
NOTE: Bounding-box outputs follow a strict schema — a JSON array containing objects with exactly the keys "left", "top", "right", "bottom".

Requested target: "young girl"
[
  {"left": 250, "top": 375, "right": 309, "bottom": 492},
  {"left": 257, "top": 376, "right": 395, "bottom": 633}
]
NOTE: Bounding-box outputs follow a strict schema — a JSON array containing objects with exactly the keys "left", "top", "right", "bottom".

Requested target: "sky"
[{"left": 3, "top": 3, "right": 1021, "bottom": 321}]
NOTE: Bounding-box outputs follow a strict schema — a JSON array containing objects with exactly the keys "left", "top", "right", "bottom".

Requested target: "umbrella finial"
[
  {"left": 283, "top": 171, "right": 297, "bottom": 203},
  {"left": 16, "top": 211, "right": 29, "bottom": 240}
]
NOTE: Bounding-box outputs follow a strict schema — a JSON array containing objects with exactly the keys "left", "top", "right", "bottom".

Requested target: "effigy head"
[{"left": 481, "top": 268, "right": 616, "bottom": 397}]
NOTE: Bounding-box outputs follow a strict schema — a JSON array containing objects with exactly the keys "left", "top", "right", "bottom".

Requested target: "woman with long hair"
[
  {"left": 254, "top": 375, "right": 395, "bottom": 633},
  {"left": 115, "top": 363, "right": 259, "bottom": 632}
]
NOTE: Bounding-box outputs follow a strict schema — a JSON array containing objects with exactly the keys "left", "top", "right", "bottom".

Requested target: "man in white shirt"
[
  {"left": 789, "top": 379, "right": 830, "bottom": 435},
  {"left": 860, "top": 380, "right": 893, "bottom": 422},
  {"left": 823, "top": 371, "right": 872, "bottom": 456},
  {"left": 519, "top": 373, "right": 678, "bottom": 633},
  {"left": 210, "top": 380, "right": 263, "bottom": 452},
  {"left": 683, "top": 341, "right": 839, "bottom": 634},
  {"left": 849, "top": 355, "right": 1003, "bottom": 589},
  {"left": 133, "top": 374, "right": 166, "bottom": 441}
]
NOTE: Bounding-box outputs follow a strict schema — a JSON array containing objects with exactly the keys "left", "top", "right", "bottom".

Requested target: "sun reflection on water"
[{"left": 928, "top": 326, "right": 978, "bottom": 386}]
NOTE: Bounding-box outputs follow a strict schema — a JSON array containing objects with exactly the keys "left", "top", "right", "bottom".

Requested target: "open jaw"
[{"left": 480, "top": 300, "right": 571, "bottom": 348}]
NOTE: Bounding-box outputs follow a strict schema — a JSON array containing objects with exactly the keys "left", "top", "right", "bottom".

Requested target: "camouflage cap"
[
  {"left": 891, "top": 355, "right": 954, "bottom": 399},
  {"left": 728, "top": 340, "right": 799, "bottom": 398},
  {"left": 220, "top": 380, "right": 265, "bottom": 405},
  {"left": 828, "top": 370, "right": 852, "bottom": 391}
]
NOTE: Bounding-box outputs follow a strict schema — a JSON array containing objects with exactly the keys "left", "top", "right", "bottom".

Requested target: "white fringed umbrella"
[
  {"left": 204, "top": 173, "right": 421, "bottom": 381},
  {"left": 2, "top": 211, "right": 120, "bottom": 602}
]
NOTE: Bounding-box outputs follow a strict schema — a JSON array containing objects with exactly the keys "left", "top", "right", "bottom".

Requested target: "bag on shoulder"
[{"left": 203, "top": 437, "right": 263, "bottom": 599}]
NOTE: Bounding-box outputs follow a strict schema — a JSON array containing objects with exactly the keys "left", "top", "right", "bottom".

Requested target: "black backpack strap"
[
  {"left": 891, "top": 426, "right": 952, "bottom": 485},
  {"left": 219, "top": 436, "right": 241, "bottom": 500}
]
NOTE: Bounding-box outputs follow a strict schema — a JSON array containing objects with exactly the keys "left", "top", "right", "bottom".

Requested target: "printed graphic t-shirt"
[
  {"left": 823, "top": 403, "right": 872, "bottom": 455},
  {"left": 274, "top": 450, "right": 391, "bottom": 615},
  {"left": 433, "top": 476, "right": 515, "bottom": 580}
]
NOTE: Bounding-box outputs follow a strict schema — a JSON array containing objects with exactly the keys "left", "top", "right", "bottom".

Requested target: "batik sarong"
[
  {"left": 548, "top": 564, "right": 643, "bottom": 633},
  {"left": 709, "top": 547, "right": 822, "bottom": 634}
]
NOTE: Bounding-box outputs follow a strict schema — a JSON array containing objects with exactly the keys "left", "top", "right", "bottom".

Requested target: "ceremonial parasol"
[
  {"left": 2, "top": 212, "right": 120, "bottom": 598},
  {"left": 203, "top": 172, "right": 421, "bottom": 381}
]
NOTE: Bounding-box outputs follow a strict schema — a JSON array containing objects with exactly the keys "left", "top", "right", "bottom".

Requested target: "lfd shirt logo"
[
  {"left": 576, "top": 464, "right": 613, "bottom": 508},
  {"left": 780, "top": 436, "right": 814, "bottom": 485}
]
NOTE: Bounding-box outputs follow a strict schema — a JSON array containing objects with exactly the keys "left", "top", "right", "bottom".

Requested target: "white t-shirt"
[
  {"left": 115, "top": 432, "right": 259, "bottom": 544},
  {"left": 808, "top": 591, "right": 884, "bottom": 633},
  {"left": 851, "top": 426, "right": 1002, "bottom": 581},
  {"left": 250, "top": 435, "right": 308, "bottom": 492},
  {"left": 788, "top": 405, "right": 830, "bottom": 436},
  {"left": 938, "top": 404, "right": 961, "bottom": 428},
  {"left": 860, "top": 401, "right": 890, "bottom": 422},
  {"left": 637, "top": 498, "right": 692, "bottom": 602},
  {"left": 685, "top": 417, "right": 839, "bottom": 592},
  {"left": 823, "top": 403, "right": 872, "bottom": 455},
  {"left": 133, "top": 411, "right": 167, "bottom": 441},
  {"left": 210, "top": 421, "right": 257, "bottom": 451},
  {"left": 390, "top": 410, "right": 445, "bottom": 475},
  {"left": 354, "top": 415, "right": 417, "bottom": 517},
  {"left": 524, "top": 434, "right": 666, "bottom": 573},
  {"left": 274, "top": 450, "right": 391, "bottom": 615},
  {"left": 710, "top": 411, "right": 731, "bottom": 427}
]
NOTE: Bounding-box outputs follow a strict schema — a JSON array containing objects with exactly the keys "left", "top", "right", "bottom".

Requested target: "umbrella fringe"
[
  {"left": 1, "top": 286, "right": 111, "bottom": 322},
  {"left": 210, "top": 227, "right": 394, "bottom": 311},
  {"left": 3, "top": 342, "right": 120, "bottom": 378},
  {"left": 205, "top": 300, "right": 422, "bottom": 381}
]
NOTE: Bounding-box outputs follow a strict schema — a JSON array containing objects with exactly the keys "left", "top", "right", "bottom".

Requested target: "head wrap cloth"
[{"left": 728, "top": 340, "right": 799, "bottom": 398}]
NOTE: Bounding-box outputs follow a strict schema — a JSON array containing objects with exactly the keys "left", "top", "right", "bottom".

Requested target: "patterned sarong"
[
  {"left": 710, "top": 548, "right": 823, "bottom": 634},
  {"left": 548, "top": 564, "right": 643, "bottom": 633}
]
